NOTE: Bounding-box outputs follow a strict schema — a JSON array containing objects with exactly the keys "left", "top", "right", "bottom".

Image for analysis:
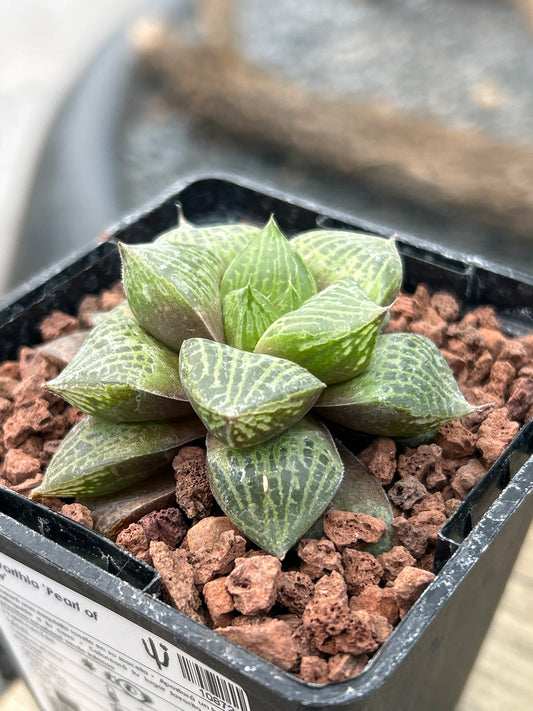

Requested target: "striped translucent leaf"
[
  {"left": 46, "top": 305, "right": 192, "bottom": 422},
  {"left": 305, "top": 442, "right": 394, "bottom": 554},
  {"left": 222, "top": 285, "right": 279, "bottom": 351},
  {"left": 271, "top": 279, "right": 310, "bottom": 314},
  {"left": 31, "top": 415, "right": 206, "bottom": 499},
  {"left": 316, "top": 333, "right": 475, "bottom": 437},
  {"left": 206, "top": 417, "right": 343, "bottom": 557},
  {"left": 155, "top": 221, "right": 260, "bottom": 270},
  {"left": 179, "top": 338, "right": 325, "bottom": 448},
  {"left": 291, "top": 229, "right": 402, "bottom": 305},
  {"left": 254, "top": 278, "right": 388, "bottom": 384},
  {"left": 119, "top": 241, "right": 224, "bottom": 351},
  {"left": 220, "top": 217, "right": 317, "bottom": 350}
]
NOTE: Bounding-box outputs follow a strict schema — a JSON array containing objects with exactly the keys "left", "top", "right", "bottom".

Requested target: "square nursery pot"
[{"left": 0, "top": 176, "right": 531, "bottom": 711}]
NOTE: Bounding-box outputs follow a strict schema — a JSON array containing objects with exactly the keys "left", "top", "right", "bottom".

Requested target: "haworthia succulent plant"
[
  {"left": 119, "top": 241, "right": 224, "bottom": 351},
  {"left": 220, "top": 217, "right": 317, "bottom": 350},
  {"left": 46, "top": 305, "right": 192, "bottom": 422},
  {"left": 179, "top": 338, "right": 325, "bottom": 448},
  {"left": 156, "top": 221, "right": 261, "bottom": 270},
  {"left": 291, "top": 229, "right": 402, "bottom": 305},
  {"left": 206, "top": 417, "right": 343, "bottom": 557},
  {"left": 254, "top": 278, "right": 388, "bottom": 384},
  {"left": 31, "top": 415, "right": 206, "bottom": 499},
  {"left": 304, "top": 442, "right": 394, "bottom": 554},
  {"left": 316, "top": 333, "right": 475, "bottom": 437},
  {"left": 35, "top": 212, "right": 477, "bottom": 563}
]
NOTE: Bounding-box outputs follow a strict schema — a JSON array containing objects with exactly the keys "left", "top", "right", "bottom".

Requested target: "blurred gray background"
[
  {"left": 0, "top": 2, "right": 532, "bottom": 709},
  {"left": 0, "top": 0, "right": 146, "bottom": 292},
  {"left": 2, "top": 0, "right": 533, "bottom": 296}
]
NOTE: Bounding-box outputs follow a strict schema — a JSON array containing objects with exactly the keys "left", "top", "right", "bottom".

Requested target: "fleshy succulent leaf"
[
  {"left": 79, "top": 471, "right": 177, "bottom": 540},
  {"left": 316, "top": 333, "right": 475, "bottom": 437},
  {"left": 220, "top": 217, "right": 316, "bottom": 349},
  {"left": 255, "top": 278, "right": 388, "bottom": 384},
  {"left": 119, "top": 241, "right": 224, "bottom": 351},
  {"left": 271, "top": 279, "right": 308, "bottom": 314},
  {"left": 178, "top": 338, "right": 325, "bottom": 447},
  {"left": 36, "top": 330, "right": 90, "bottom": 368},
  {"left": 155, "top": 221, "right": 260, "bottom": 270},
  {"left": 222, "top": 285, "right": 279, "bottom": 351},
  {"left": 206, "top": 417, "right": 343, "bottom": 557},
  {"left": 46, "top": 305, "right": 193, "bottom": 422},
  {"left": 304, "top": 442, "right": 394, "bottom": 554},
  {"left": 31, "top": 416, "right": 206, "bottom": 499},
  {"left": 291, "top": 229, "right": 402, "bottom": 305}
]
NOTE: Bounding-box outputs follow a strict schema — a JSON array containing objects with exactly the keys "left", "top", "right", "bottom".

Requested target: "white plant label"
[{"left": 0, "top": 552, "right": 250, "bottom": 711}]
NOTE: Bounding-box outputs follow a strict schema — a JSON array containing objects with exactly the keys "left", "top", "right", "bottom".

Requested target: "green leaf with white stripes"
[
  {"left": 291, "top": 229, "right": 402, "bottom": 305},
  {"left": 206, "top": 417, "right": 343, "bottom": 557},
  {"left": 254, "top": 279, "right": 388, "bottom": 384},
  {"left": 222, "top": 284, "right": 279, "bottom": 351},
  {"left": 31, "top": 415, "right": 206, "bottom": 499},
  {"left": 119, "top": 241, "right": 224, "bottom": 351},
  {"left": 178, "top": 338, "right": 325, "bottom": 447},
  {"left": 46, "top": 305, "right": 193, "bottom": 422},
  {"left": 156, "top": 221, "right": 260, "bottom": 271},
  {"left": 220, "top": 217, "right": 317, "bottom": 350},
  {"left": 316, "top": 333, "right": 475, "bottom": 437}
]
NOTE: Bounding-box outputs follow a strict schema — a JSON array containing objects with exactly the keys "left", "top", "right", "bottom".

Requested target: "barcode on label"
[{"left": 177, "top": 653, "right": 250, "bottom": 711}]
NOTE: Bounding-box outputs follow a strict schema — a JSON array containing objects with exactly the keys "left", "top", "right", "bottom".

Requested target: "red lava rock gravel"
[
  {"left": 350, "top": 585, "right": 399, "bottom": 626},
  {"left": 202, "top": 576, "right": 235, "bottom": 627},
  {"left": 391, "top": 566, "right": 436, "bottom": 619},
  {"left": 173, "top": 446, "right": 213, "bottom": 520},
  {"left": 277, "top": 571, "right": 315, "bottom": 615},
  {"left": 60, "top": 503, "right": 94, "bottom": 529},
  {"left": 226, "top": 555, "right": 282, "bottom": 615},
  {"left": 0, "top": 280, "right": 531, "bottom": 684},
  {"left": 149, "top": 540, "right": 204, "bottom": 623},
  {"left": 323, "top": 510, "right": 388, "bottom": 549},
  {"left": 138, "top": 507, "right": 187, "bottom": 549},
  {"left": 297, "top": 537, "right": 343, "bottom": 579},
  {"left": 116, "top": 523, "right": 152, "bottom": 564},
  {"left": 39, "top": 311, "right": 79, "bottom": 341},
  {"left": 377, "top": 546, "right": 416, "bottom": 584},
  {"left": 342, "top": 549, "right": 383, "bottom": 595},
  {"left": 217, "top": 619, "right": 300, "bottom": 672},
  {"left": 357, "top": 437, "right": 397, "bottom": 486},
  {"left": 476, "top": 408, "right": 520, "bottom": 466}
]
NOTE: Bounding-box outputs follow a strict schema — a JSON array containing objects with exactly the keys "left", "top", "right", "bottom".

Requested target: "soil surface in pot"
[{"left": 0, "top": 280, "right": 532, "bottom": 684}]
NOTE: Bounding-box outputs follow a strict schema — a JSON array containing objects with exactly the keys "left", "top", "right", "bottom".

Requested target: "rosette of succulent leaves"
[{"left": 32, "top": 216, "right": 475, "bottom": 558}]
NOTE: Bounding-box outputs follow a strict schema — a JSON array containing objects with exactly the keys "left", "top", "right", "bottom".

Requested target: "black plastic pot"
[{"left": 0, "top": 176, "right": 531, "bottom": 711}]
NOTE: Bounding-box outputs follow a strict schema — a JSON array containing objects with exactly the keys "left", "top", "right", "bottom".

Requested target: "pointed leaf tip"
[
  {"left": 32, "top": 415, "right": 206, "bottom": 499},
  {"left": 179, "top": 338, "right": 325, "bottom": 447},
  {"left": 255, "top": 278, "right": 388, "bottom": 384},
  {"left": 316, "top": 333, "right": 475, "bottom": 437},
  {"left": 46, "top": 304, "right": 192, "bottom": 422},
  {"left": 119, "top": 240, "right": 224, "bottom": 351},
  {"left": 222, "top": 285, "right": 279, "bottom": 352},
  {"left": 206, "top": 418, "right": 343, "bottom": 557},
  {"left": 220, "top": 217, "right": 317, "bottom": 350}
]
